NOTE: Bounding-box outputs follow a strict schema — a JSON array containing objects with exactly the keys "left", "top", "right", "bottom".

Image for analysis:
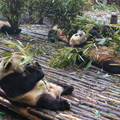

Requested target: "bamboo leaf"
[
  {"left": 2, "top": 40, "right": 16, "bottom": 46},
  {"left": 78, "top": 54, "right": 84, "bottom": 61},
  {"left": 0, "top": 112, "right": 5, "bottom": 115},
  {"left": 1, "top": 51, "right": 12, "bottom": 56},
  {"left": 17, "top": 40, "right": 24, "bottom": 47},
  {"left": 85, "top": 60, "right": 92, "bottom": 69},
  {"left": 38, "top": 83, "right": 44, "bottom": 88},
  {"left": 0, "top": 56, "right": 11, "bottom": 60},
  {"left": 8, "top": 45, "right": 15, "bottom": 48}
]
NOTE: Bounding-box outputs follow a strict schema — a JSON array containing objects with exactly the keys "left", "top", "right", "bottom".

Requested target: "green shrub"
[
  {"left": 44, "top": 0, "right": 85, "bottom": 38},
  {"left": 0, "top": 0, "right": 26, "bottom": 29}
]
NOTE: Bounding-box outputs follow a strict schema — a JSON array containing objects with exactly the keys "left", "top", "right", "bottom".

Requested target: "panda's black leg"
[
  {"left": 61, "top": 85, "right": 74, "bottom": 95},
  {"left": 1, "top": 26, "right": 15, "bottom": 35},
  {"left": 36, "top": 93, "right": 70, "bottom": 111},
  {"left": 25, "top": 62, "right": 42, "bottom": 73},
  {"left": 54, "top": 83, "right": 74, "bottom": 95},
  {"left": 103, "top": 60, "right": 120, "bottom": 74},
  {"left": 35, "top": 62, "right": 42, "bottom": 70}
]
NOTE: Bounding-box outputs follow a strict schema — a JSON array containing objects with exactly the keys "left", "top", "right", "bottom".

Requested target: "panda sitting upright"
[{"left": 0, "top": 53, "right": 74, "bottom": 111}]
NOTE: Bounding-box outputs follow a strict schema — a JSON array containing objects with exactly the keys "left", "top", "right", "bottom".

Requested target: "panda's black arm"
[
  {"left": 36, "top": 93, "right": 70, "bottom": 111},
  {"left": 25, "top": 69, "right": 44, "bottom": 85},
  {"left": 21, "top": 69, "right": 44, "bottom": 92},
  {"left": 25, "top": 62, "right": 42, "bottom": 73},
  {"left": 0, "top": 70, "right": 44, "bottom": 98}
]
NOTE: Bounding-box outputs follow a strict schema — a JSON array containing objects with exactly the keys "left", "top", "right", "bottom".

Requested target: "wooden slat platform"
[{"left": 0, "top": 25, "right": 120, "bottom": 120}]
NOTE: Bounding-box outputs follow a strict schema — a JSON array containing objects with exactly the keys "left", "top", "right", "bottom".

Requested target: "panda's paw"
[
  {"left": 25, "top": 63, "right": 36, "bottom": 73},
  {"left": 59, "top": 100, "right": 71, "bottom": 110},
  {"left": 66, "top": 85, "right": 74, "bottom": 94},
  {"left": 62, "top": 85, "right": 74, "bottom": 95},
  {"left": 35, "top": 62, "right": 42, "bottom": 70}
]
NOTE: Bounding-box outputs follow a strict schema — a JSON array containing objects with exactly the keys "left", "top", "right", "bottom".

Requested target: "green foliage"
[
  {"left": 2, "top": 40, "right": 30, "bottom": 56},
  {"left": 0, "top": 40, "right": 35, "bottom": 70},
  {"left": 95, "top": 38, "right": 112, "bottom": 45},
  {"left": 98, "top": 27, "right": 120, "bottom": 56},
  {"left": 44, "top": 0, "right": 85, "bottom": 38},
  {"left": 74, "top": 16, "right": 103, "bottom": 32},
  {"left": 50, "top": 41, "right": 105, "bottom": 69},
  {"left": 1, "top": 40, "right": 32, "bottom": 63},
  {"left": 0, "top": 112, "right": 5, "bottom": 115},
  {"left": 112, "top": 29, "right": 120, "bottom": 56},
  {"left": 25, "top": 0, "right": 52, "bottom": 23},
  {"left": 50, "top": 47, "right": 85, "bottom": 68},
  {"left": 92, "top": 2, "right": 118, "bottom": 12},
  {"left": 0, "top": 0, "right": 26, "bottom": 29},
  {"left": 93, "top": 109, "right": 101, "bottom": 117}
]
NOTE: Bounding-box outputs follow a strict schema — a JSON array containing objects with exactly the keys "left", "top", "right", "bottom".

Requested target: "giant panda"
[
  {"left": 0, "top": 53, "right": 74, "bottom": 111},
  {"left": 69, "top": 30, "right": 120, "bottom": 74},
  {"left": 0, "top": 21, "right": 21, "bottom": 35},
  {"left": 87, "top": 26, "right": 115, "bottom": 41},
  {"left": 69, "top": 30, "right": 87, "bottom": 47},
  {"left": 48, "top": 25, "right": 68, "bottom": 43}
]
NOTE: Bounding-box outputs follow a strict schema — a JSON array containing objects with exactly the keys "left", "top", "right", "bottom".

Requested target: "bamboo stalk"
[
  {"left": 76, "top": 104, "right": 119, "bottom": 120},
  {"left": 96, "top": 94, "right": 120, "bottom": 104},
  {"left": 27, "top": 107, "right": 59, "bottom": 120},
  {"left": 0, "top": 97, "right": 40, "bottom": 120},
  {"left": 58, "top": 113, "right": 82, "bottom": 120},
  {"left": 0, "top": 89, "right": 57, "bottom": 120},
  {"left": 80, "top": 100, "right": 120, "bottom": 117}
]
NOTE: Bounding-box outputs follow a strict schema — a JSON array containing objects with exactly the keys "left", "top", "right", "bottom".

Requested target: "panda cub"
[
  {"left": 0, "top": 21, "right": 21, "bottom": 35},
  {"left": 0, "top": 54, "right": 74, "bottom": 111}
]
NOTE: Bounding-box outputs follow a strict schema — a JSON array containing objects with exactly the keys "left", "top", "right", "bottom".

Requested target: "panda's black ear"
[{"left": 4, "top": 62, "right": 12, "bottom": 69}]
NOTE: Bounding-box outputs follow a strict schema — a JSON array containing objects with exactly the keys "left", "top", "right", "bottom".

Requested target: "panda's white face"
[
  {"left": 69, "top": 30, "right": 86, "bottom": 47},
  {"left": 0, "top": 21, "right": 11, "bottom": 29},
  {"left": 0, "top": 54, "right": 29, "bottom": 80}
]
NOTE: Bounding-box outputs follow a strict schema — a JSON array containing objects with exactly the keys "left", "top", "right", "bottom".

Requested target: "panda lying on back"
[
  {"left": 69, "top": 30, "right": 87, "bottom": 47},
  {"left": 0, "top": 21, "right": 21, "bottom": 35},
  {"left": 0, "top": 54, "right": 73, "bottom": 111},
  {"left": 69, "top": 30, "right": 120, "bottom": 74}
]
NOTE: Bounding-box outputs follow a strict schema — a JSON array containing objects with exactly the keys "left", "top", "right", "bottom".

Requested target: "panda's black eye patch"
[
  {"left": 75, "top": 34, "right": 78, "bottom": 36},
  {"left": 4, "top": 62, "right": 12, "bottom": 69},
  {"left": 26, "top": 63, "right": 30, "bottom": 66},
  {"left": 21, "top": 58, "right": 25, "bottom": 62},
  {"left": 79, "top": 34, "right": 82, "bottom": 36}
]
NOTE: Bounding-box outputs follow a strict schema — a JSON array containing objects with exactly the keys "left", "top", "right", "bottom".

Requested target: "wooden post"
[{"left": 110, "top": 15, "right": 118, "bottom": 24}]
